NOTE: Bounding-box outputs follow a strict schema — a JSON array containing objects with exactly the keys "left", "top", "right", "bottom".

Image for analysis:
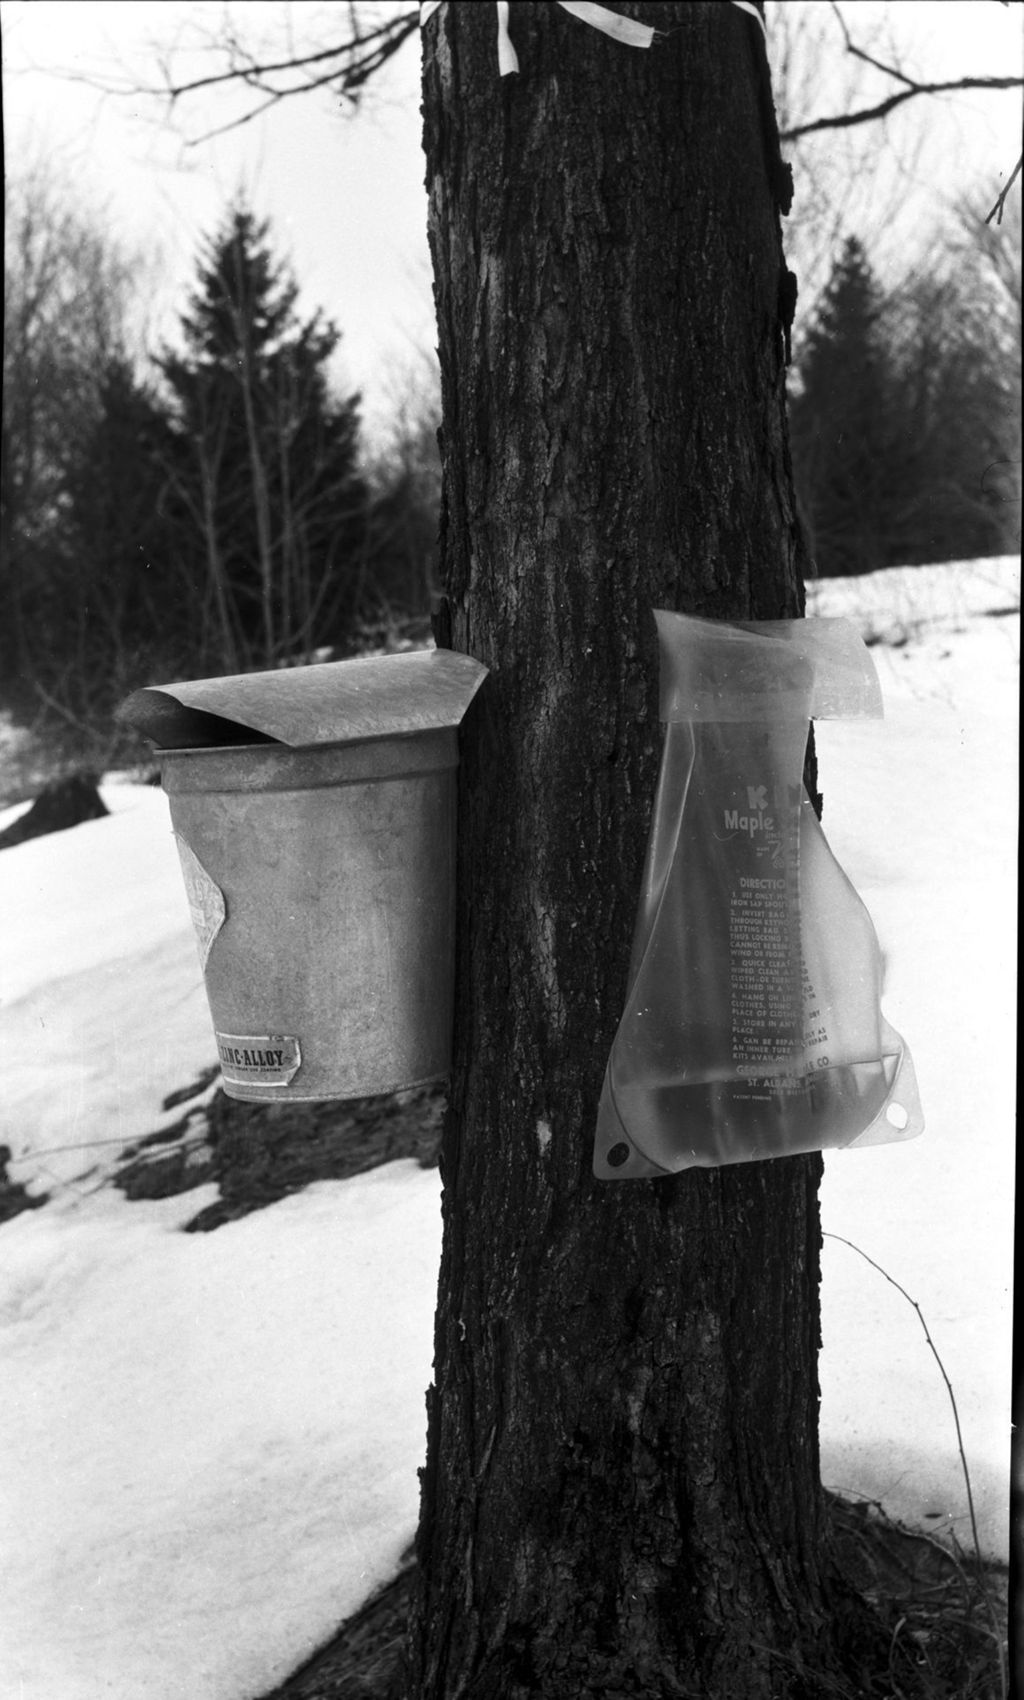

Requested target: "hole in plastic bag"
[{"left": 885, "top": 1102, "right": 909, "bottom": 1130}]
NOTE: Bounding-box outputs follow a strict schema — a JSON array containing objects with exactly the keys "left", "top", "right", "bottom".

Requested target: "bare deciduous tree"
[{"left": 2, "top": 155, "right": 144, "bottom": 705}]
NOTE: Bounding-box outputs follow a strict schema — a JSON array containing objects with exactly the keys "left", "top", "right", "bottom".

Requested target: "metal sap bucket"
[{"left": 118, "top": 649, "right": 487, "bottom": 1103}]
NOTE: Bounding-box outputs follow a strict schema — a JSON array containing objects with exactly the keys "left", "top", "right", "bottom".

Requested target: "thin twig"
[
  {"left": 986, "top": 152, "right": 1023, "bottom": 224},
  {"left": 9, "top": 1129, "right": 208, "bottom": 1162},
  {"left": 824, "top": 1232, "right": 1009, "bottom": 1700},
  {"left": 824, "top": 1232, "right": 982, "bottom": 1563}
]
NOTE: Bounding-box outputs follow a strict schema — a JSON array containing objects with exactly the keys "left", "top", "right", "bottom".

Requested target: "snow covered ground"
[
  {"left": 807, "top": 560, "right": 1017, "bottom": 1565},
  {"left": 0, "top": 557, "right": 1017, "bottom": 1700}
]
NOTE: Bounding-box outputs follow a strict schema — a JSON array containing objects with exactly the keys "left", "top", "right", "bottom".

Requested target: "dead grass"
[
  {"left": 822, "top": 1492, "right": 1009, "bottom": 1700},
  {"left": 254, "top": 1495, "right": 1009, "bottom": 1700}
]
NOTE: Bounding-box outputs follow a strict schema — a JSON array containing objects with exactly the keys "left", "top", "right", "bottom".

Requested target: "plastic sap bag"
[{"left": 594, "top": 611, "right": 924, "bottom": 1179}]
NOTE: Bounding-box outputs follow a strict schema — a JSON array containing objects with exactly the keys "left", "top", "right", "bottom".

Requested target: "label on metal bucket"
[
  {"left": 175, "top": 836, "right": 226, "bottom": 971},
  {"left": 216, "top": 1033, "right": 302, "bottom": 1087}
]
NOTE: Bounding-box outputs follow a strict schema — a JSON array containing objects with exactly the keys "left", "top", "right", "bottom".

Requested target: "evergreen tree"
[
  {"left": 788, "top": 236, "right": 898, "bottom": 576},
  {"left": 882, "top": 258, "right": 1019, "bottom": 565},
  {"left": 60, "top": 358, "right": 186, "bottom": 693},
  {"left": 159, "top": 206, "right": 368, "bottom": 672},
  {"left": 362, "top": 400, "right": 442, "bottom": 628},
  {"left": 790, "top": 226, "right": 1017, "bottom": 576}
]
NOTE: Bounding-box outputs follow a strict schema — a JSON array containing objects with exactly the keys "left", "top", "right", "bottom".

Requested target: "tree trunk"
[{"left": 412, "top": 6, "right": 833, "bottom": 1695}]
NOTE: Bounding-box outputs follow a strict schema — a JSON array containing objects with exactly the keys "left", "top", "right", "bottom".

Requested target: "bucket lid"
[{"left": 118, "top": 649, "right": 489, "bottom": 750}]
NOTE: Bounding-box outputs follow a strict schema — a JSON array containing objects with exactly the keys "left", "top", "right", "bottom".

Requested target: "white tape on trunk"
[{"left": 420, "top": 1, "right": 765, "bottom": 77}]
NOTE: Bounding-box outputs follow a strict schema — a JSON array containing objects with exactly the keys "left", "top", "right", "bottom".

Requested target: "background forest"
[
  {"left": 2, "top": 157, "right": 1020, "bottom": 763},
  {"left": 2, "top": 187, "right": 442, "bottom": 757}
]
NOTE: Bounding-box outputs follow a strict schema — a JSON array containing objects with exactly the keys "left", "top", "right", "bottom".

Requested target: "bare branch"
[
  {"left": 176, "top": 29, "right": 418, "bottom": 141},
  {"left": 159, "top": 10, "right": 417, "bottom": 106},
  {"left": 986, "top": 152, "right": 1024, "bottom": 222},
  {"left": 780, "top": 75, "right": 1024, "bottom": 142},
  {"left": 183, "top": 89, "right": 287, "bottom": 143},
  {"left": 826, "top": 0, "right": 918, "bottom": 91},
  {"left": 787, "top": 2, "right": 1023, "bottom": 231},
  {"left": 47, "top": 7, "right": 421, "bottom": 145}
]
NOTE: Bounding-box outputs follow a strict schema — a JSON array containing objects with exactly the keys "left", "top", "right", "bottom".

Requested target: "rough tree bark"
[{"left": 412, "top": 5, "right": 836, "bottom": 1695}]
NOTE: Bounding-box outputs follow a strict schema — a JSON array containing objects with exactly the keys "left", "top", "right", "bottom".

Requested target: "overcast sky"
[
  {"left": 3, "top": 1, "right": 1021, "bottom": 435},
  {"left": 3, "top": 1, "right": 432, "bottom": 436}
]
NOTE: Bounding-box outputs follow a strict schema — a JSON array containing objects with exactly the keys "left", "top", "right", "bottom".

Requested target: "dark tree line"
[
  {"left": 1, "top": 195, "right": 437, "bottom": 746},
  {"left": 789, "top": 220, "right": 1021, "bottom": 577},
  {"left": 4, "top": 173, "right": 1017, "bottom": 758}
]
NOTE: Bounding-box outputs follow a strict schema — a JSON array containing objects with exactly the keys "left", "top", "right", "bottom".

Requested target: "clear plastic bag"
[{"left": 594, "top": 611, "right": 924, "bottom": 1179}]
